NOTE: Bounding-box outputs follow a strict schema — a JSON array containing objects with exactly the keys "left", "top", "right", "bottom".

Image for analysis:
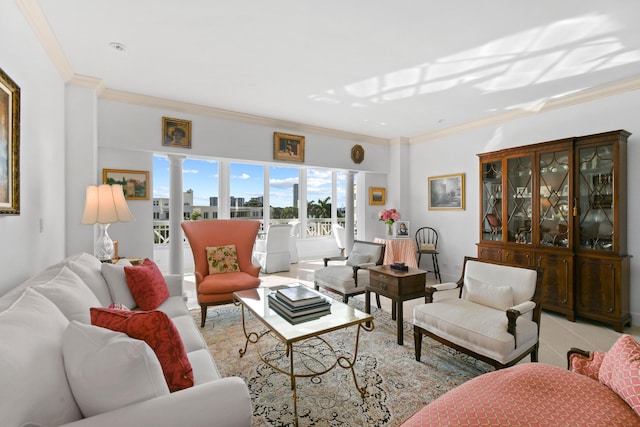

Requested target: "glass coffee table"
[{"left": 233, "top": 286, "right": 374, "bottom": 426}]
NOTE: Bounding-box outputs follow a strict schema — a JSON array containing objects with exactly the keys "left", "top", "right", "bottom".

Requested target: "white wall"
[
  {"left": 408, "top": 89, "right": 640, "bottom": 321},
  {"left": 0, "top": 1, "right": 66, "bottom": 294}
]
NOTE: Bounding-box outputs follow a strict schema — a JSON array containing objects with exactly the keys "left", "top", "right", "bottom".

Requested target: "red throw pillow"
[
  {"left": 90, "top": 308, "right": 194, "bottom": 392},
  {"left": 124, "top": 258, "right": 169, "bottom": 310}
]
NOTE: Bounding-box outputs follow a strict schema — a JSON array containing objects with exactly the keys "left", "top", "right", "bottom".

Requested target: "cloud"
[{"left": 232, "top": 173, "right": 250, "bottom": 180}]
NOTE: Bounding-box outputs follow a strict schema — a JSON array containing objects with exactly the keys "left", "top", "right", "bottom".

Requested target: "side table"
[{"left": 365, "top": 265, "right": 426, "bottom": 345}]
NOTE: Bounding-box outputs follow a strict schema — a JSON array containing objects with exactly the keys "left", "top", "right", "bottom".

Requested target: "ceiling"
[{"left": 27, "top": 0, "right": 640, "bottom": 142}]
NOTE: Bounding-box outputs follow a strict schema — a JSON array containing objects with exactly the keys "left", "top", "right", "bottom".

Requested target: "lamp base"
[{"left": 95, "top": 223, "right": 114, "bottom": 261}]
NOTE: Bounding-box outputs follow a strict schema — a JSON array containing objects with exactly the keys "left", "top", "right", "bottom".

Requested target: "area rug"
[{"left": 194, "top": 298, "right": 492, "bottom": 427}]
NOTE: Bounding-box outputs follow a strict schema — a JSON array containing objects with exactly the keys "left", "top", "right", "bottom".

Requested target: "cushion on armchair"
[
  {"left": 206, "top": 245, "right": 240, "bottom": 274},
  {"left": 463, "top": 277, "right": 513, "bottom": 311},
  {"left": 599, "top": 334, "right": 640, "bottom": 416}
]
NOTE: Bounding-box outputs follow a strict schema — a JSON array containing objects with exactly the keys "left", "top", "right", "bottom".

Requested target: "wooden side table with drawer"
[{"left": 365, "top": 265, "right": 427, "bottom": 345}]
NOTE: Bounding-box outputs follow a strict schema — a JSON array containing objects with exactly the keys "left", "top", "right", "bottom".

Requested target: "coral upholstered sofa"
[
  {"left": 400, "top": 334, "right": 640, "bottom": 426},
  {"left": 0, "top": 252, "right": 251, "bottom": 427}
]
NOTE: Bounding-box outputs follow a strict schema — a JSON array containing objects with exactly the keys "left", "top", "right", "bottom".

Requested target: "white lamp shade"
[{"left": 82, "top": 184, "right": 135, "bottom": 224}]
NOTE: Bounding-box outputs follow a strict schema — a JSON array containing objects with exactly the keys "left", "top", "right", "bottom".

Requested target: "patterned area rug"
[{"left": 194, "top": 297, "right": 492, "bottom": 427}]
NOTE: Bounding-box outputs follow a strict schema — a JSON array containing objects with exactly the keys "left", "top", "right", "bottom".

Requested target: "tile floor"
[{"left": 184, "top": 258, "right": 640, "bottom": 369}]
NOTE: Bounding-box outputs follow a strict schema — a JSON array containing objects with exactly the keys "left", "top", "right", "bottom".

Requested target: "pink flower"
[{"left": 378, "top": 208, "right": 400, "bottom": 224}]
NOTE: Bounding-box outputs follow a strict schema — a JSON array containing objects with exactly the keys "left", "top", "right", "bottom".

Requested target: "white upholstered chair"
[
  {"left": 314, "top": 240, "right": 385, "bottom": 306},
  {"left": 331, "top": 223, "right": 347, "bottom": 256},
  {"left": 413, "top": 256, "right": 543, "bottom": 369},
  {"left": 289, "top": 222, "right": 300, "bottom": 264},
  {"left": 253, "top": 224, "right": 292, "bottom": 273}
]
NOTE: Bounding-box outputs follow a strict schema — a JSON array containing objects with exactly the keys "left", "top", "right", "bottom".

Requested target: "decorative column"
[
  {"left": 345, "top": 171, "right": 355, "bottom": 255},
  {"left": 169, "top": 154, "right": 186, "bottom": 275}
]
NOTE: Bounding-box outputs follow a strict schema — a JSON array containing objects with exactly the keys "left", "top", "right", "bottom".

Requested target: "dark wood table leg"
[
  {"left": 365, "top": 289, "right": 372, "bottom": 328},
  {"left": 396, "top": 299, "right": 403, "bottom": 345}
]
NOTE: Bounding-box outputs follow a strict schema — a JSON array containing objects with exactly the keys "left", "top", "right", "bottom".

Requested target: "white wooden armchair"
[{"left": 413, "top": 256, "right": 543, "bottom": 369}]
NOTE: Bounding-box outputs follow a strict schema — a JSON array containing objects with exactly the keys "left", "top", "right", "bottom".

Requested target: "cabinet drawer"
[{"left": 369, "top": 271, "right": 424, "bottom": 295}]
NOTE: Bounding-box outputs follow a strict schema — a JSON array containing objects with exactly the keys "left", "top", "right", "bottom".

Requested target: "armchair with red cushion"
[{"left": 181, "top": 219, "right": 262, "bottom": 327}]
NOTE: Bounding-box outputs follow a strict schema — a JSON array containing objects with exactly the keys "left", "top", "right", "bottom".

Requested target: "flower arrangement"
[
  {"left": 379, "top": 208, "right": 400, "bottom": 235},
  {"left": 379, "top": 208, "right": 401, "bottom": 224}
]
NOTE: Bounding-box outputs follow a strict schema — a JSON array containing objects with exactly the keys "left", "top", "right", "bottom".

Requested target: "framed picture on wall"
[
  {"left": 273, "top": 132, "right": 305, "bottom": 162},
  {"left": 162, "top": 117, "right": 192, "bottom": 148},
  {"left": 0, "top": 67, "right": 20, "bottom": 215},
  {"left": 369, "top": 187, "right": 386, "bottom": 205},
  {"left": 103, "top": 169, "right": 150, "bottom": 200},
  {"left": 394, "top": 221, "right": 410, "bottom": 238},
  {"left": 428, "top": 173, "right": 465, "bottom": 210}
]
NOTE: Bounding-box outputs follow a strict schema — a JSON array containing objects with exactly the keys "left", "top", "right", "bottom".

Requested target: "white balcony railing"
[{"left": 153, "top": 218, "right": 346, "bottom": 243}]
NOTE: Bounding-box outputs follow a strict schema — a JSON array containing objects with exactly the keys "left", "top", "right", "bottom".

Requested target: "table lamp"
[{"left": 82, "top": 184, "right": 135, "bottom": 261}]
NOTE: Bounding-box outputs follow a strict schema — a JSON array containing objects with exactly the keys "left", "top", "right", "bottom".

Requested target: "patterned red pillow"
[
  {"left": 124, "top": 258, "right": 169, "bottom": 310},
  {"left": 90, "top": 308, "right": 194, "bottom": 392},
  {"left": 599, "top": 334, "right": 640, "bottom": 415}
]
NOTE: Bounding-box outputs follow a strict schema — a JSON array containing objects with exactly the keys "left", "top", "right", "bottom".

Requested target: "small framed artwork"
[
  {"left": 428, "top": 173, "right": 465, "bottom": 210},
  {"left": 103, "top": 169, "right": 150, "bottom": 200},
  {"left": 0, "top": 67, "right": 20, "bottom": 215},
  {"left": 394, "top": 221, "right": 410, "bottom": 238},
  {"left": 351, "top": 144, "right": 364, "bottom": 164},
  {"left": 369, "top": 187, "right": 386, "bottom": 206},
  {"left": 162, "top": 117, "right": 192, "bottom": 148},
  {"left": 273, "top": 132, "right": 305, "bottom": 162}
]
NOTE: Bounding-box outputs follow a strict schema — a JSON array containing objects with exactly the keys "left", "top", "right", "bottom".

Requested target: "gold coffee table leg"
[{"left": 337, "top": 320, "right": 374, "bottom": 397}]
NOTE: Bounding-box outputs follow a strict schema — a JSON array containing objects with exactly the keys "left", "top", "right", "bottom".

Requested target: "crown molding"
[
  {"left": 18, "top": 0, "right": 73, "bottom": 81},
  {"left": 99, "top": 88, "right": 390, "bottom": 145},
  {"left": 410, "top": 75, "right": 640, "bottom": 144},
  {"left": 68, "top": 74, "right": 105, "bottom": 93}
]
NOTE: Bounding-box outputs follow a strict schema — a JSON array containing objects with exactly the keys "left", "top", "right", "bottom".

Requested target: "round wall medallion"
[{"left": 351, "top": 144, "right": 364, "bottom": 164}]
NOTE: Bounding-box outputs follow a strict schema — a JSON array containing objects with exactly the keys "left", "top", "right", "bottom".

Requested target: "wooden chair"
[
  {"left": 415, "top": 226, "right": 441, "bottom": 283},
  {"left": 413, "top": 256, "right": 543, "bottom": 369},
  {"left": 182, "top": 219, "right": 261, "bottom": 327},
  {"left": 314, "top": 240, "right": 384, "bottom": 306}
]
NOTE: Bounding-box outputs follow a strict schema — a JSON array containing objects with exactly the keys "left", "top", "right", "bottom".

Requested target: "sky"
[{"left": 153, "top": 155, "right": 345, "bottom": 208}]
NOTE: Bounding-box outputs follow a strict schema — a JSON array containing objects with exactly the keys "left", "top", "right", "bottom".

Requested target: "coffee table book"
[
  {"left": 268, "top": 298, "right": 331, "bottom": 324},
  {"left": 276, "top": 285, "right": 325, "bottom": 307},
  {"left": 268, "top": 293, "right": 330, "bottom": 317}
]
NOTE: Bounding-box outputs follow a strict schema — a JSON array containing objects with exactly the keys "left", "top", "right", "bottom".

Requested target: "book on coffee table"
[
  {"left": 276, "top": 285, "right": 325, "bottom": 308},
  {"left": 268, "top": 293, "right": 330, "bottom": 318},
  {"left": 268, "top": 297, "right": 331, "bottom": 324}
]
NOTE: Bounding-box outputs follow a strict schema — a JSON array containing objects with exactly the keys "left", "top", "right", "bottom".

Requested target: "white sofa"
[{"left": 0, "top": 252, "right": 252, "bottom": 427}]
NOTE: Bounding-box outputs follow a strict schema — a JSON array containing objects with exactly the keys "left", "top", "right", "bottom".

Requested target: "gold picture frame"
[
  {"left": 103, "top": 169, "right": 150, "bottom": 200},
  {"left": 0, "top": 67, "right": 20, "bottom": 215},
  {"left": 369, "top": 187, "right": 386, "bottom": 206},
  {"left": 273, "top": 132, "right": 305, "bottom": 162},
  {"left": 428, "top": 173, "right": 465, "bottom": 210},
  {"left": 162, "top": 117, "right": 192, "bottom": 148}
]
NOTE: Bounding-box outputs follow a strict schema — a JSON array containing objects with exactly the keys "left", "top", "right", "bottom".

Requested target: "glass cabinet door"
[
  {"left": 481, "top": 160, "right": 502, "bottom": 241},
  {"left": 506, "top": 156, "right": 532, "bottom": 244},
  {"left": 539, "top": 150, "right": 570, "bottom": 247},
  {"left": 577, "top": 144, "right": 614, "bottom": 251}
]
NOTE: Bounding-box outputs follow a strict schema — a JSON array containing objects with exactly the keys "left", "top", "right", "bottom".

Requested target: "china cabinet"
[{"left": 477, "top": 130, "right": 630, "bottom": 331}]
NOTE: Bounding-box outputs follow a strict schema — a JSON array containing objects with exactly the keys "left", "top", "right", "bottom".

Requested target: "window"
[
  {"left": 269, "top": 165, "right": 299, "bottom": 224},
  {"left": 230, "top": 162, "right": 264, "bottom": 220},
  {"left": 307, "top": 168, "right": 332, "bottom": 236}
]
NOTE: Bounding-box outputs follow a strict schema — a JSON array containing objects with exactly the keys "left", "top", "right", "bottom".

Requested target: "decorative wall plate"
[{"left": 351, "top": 144, "right": 364, "bottom": 164}]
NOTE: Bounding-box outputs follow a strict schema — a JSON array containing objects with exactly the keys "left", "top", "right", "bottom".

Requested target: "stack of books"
[{"left": 268, "top": 285, "right": 331, "bottom": 324}]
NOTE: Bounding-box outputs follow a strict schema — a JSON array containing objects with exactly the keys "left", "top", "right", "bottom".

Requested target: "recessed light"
[{"left": 109, "top": 42, "right": 127, "bottom": 52}]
